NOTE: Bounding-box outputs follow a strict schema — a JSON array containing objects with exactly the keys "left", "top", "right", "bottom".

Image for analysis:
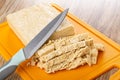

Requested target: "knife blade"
[{"left": 0, "top": 8, "right": 69, "bottom": 80}]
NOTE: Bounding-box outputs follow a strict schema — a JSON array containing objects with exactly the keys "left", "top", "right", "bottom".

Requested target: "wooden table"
[{"left": 0, "top": 0, "right": 119, "bottom": 80}]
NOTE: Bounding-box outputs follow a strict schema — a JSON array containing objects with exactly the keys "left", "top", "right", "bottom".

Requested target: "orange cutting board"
[{"left": 0, "top": 4, "right": 120, "bottom": 80}]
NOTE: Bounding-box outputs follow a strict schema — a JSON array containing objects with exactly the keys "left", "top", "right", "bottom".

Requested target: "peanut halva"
[{"left": 30, "top": 33, "right": 104, "bottom": 73}]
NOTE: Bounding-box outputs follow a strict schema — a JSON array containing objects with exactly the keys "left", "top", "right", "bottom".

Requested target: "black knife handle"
[{"left": 0, "top": 60, "right": 17, "bottom": 80}]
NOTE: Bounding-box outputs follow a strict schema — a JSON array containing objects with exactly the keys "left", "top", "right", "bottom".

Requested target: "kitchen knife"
[{"left": 0, "top": 8, "right": 69, "bottom": 80}]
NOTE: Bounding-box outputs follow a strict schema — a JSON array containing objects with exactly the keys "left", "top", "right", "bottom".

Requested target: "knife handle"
[
  {"left": 0, "top": 60, "right": 17, "bottom": 80},
  {"left": 0, "top": 49, "right": 25, "bottom": 80}
]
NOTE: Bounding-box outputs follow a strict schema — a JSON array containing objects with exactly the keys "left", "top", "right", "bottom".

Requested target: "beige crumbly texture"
[
  {"left": 30, "top": 33, "right": 104, "bottom": 73},
  {"left": 7, "top": 3, "right": 75, "bottom": 45}
]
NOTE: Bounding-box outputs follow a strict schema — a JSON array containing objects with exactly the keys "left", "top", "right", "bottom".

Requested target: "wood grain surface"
[{"left": 0, "top": 0, "right": 120, "bottom": 80}]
